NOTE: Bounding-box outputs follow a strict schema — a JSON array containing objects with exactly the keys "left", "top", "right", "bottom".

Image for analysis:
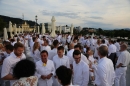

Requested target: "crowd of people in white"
[{"left": 0, "top": 32, "right": 130, "bottom": 86}]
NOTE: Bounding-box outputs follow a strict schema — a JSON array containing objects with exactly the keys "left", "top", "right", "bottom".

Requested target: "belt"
[{"left": 121, "top": 66, "right": 126, "bottom": 67}]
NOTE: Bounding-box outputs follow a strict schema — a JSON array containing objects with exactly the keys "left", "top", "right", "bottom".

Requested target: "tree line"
[{"left": 0, "top": 15, "right": 38, "bottom": 31}]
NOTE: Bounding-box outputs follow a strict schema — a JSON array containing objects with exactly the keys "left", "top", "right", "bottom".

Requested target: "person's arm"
[
  {"left": 1, "top": 58, "right": 15, "bottom": 80},
  {"left": 2, "top": 74, "right": 16, "bottom": 80},
  {"left": 51, "top": 61, "right": 55, "bottom": 75},
  {"left": 116, "top": 53, "right": 125, "bottom": 68},
  {"left": 81, "top": 65, "right": 89, "bottom": 86},
  {"left": 35, "top": 66, "right": 43, "bottom": 80},
  {"left": 116, "top": 63, "right": 123, "bottom": 68}
]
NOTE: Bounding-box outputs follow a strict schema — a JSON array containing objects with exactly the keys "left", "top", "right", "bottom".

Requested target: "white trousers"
[{"left": 115, "top": 67, "right": 127, "bottom": 86}]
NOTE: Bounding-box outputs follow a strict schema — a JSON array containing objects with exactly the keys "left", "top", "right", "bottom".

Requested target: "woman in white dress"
[{"left": 33, "top": 42, "right": 41, "bottom": 62}]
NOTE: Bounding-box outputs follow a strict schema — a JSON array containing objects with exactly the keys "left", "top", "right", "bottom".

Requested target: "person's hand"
[
  {"left": 46, "top": 73, "right": 53, "bottom": 79},
  {"left": 90, "top": 69, "right": 94, "bottom": 72},
  {"left": 54, "top": 75, "right": 57, "bottom": 78},
  {"left": 41, "top": 75, "right": 46, "bottom": 80}
]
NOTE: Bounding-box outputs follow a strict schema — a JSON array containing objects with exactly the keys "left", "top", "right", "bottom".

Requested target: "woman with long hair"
[{"left": 33, "top": 42, "right": 41, "bottom": 62}]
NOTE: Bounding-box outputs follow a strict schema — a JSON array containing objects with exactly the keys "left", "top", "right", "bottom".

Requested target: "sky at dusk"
[{"left": 0, "top": 0, "right": 130, "bottom": 29}]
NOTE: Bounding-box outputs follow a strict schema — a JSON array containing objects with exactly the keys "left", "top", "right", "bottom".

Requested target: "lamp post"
[{"left": 35, "top": 15, "right": 38, "bottom": 33}]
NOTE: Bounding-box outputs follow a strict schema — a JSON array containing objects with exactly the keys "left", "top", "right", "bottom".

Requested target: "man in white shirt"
[
  {"left": 48, "top": 40, "right": 59, "bottom": 60},
  {"left": 100, "top": 39, "right": 108, "bottom": 47},
  {"left": 1, "top": 43, "right": 26, "bottom": 86},
  {"left": 67, "top": 43, "right": 74, "bottom": 69},
  {"left": 74, "top": 44, "right": 89, "bottom": 65},
  {"left": 95, "top": 45, "right": 115, "bottom": 86},
  {"left": 53, "top": 46, "right": 70, "bottom": 69},
  {"left": 41, "top": 40, "right": 51, "bottom": 52},
  {"left": 30, "top": 37, "right": 38, "bottom": 52},
  {"left": 36, "top": 34, "right": 41, "bottom": 44},
  {"left": 114, "top": 39, "right": 121, "bottom": 58},
  {"left": 82, "top": 36, "right": 87, "bottom": 47},
  {"left": 114, "top": 39, "right": 120, "bottom": 52},
  {"left": 57, "top": 34, "right": 61, "bottom": 43},
  {"left": 40, "top": 36, "right": 46, "bottom": 45},
  {"left": 4, "top": 44, "right": 14, "bottom": 57},
  {"left": 72, "top": 50, "right": 89, "bottom": 86},
  {"left": 108, "top": 40, "right": 117, "bottom": 56},
  {"left": 85, "top": 37, "right": 90, "bottom": 48},
  {"left": 53, "top": 46, "right": 70, "bottom": 86},
  {"left": 0, "top": 45, "right": 13, "bottom": 85},
  {"left": 104, "top": 37, "right": 109, "bottom": 46},
  {"left": 78, "top": 35, "right": 84, "bottom": 44},
  {"left": 108, "top": 40, "right": 117, "bottom": 68},
  {"left": 36, "top": 50, "right": 55, "bottom": 86},
  {"left": 115, "top": 43, "right": 130, "bottom": 86},
  {"left": 67, "top": 34, "right": 71, "bottom": 44}
]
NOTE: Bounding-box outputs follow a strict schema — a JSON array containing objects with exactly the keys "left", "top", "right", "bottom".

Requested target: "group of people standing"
[{"left": 0, "top": 32, "right": 130, "bottom": 86}]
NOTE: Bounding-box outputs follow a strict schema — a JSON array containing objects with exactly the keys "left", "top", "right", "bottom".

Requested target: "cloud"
[
  {"left": 81, "top": 20, "right": 114, "bottom": 29},
  {"left": 88, "top": 16, "right": 103, "bottom": 19},
  {"left": 42, "top": 11, "right": 79, "bottom": 18}
]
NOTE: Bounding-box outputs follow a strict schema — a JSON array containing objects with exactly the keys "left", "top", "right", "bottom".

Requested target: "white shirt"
[
  {"left": 41, "top": 45, "right": 51, "bottom": 52},
  {"left": 116, "top": 50, "right": 130, "bottom": 67},
  {"left": 100, "top": 44, "right": 108, "bottom": 47},
  {"left": 53, "top": 55, "right": 70, "bottom": 69},
  {"left": 1, "top": 52, "right": 26, "bottom": 86},
  {"left": 108, "top": 44, "right": 117, "bottom": 56},
  {"left": 40, "top": 40, "right": 44, "bottom": 45},
  {"left": 82, "top": 39, "right": 86, "bottom": 46},
  {"left": 105, "top": 39, "right": 109, "bottom": 45},
  {"left": 94, "top": 44, "right": 100, "bottom": 58},
  {"left": 57, "top": 35, "right": 61, "bottom": 43},
  {"left": 88, "top": 55, "right": 95, "bottom": 64},
  {"left": 37, "top": 38, "right": 41, "bottom": 44},
  {"left": 25, "top": 35, "right": 29, "bottom": 47},
  {"left": 89, "top": 38, "right": 95, "bottom": 46},
  {"left": 67, "top": 51, "right": 89, "bottom": 65},
  {"left": 95, "top": 57, "right": 115, "bottom": 86},
  {"left": 4, "top": 52, "right": 13, "bottom": 58},
  {"left": 79, "top": 37, "right": 84, "bottom": 43},
  {"left": 61, "top": 37, "right": 66, "bottom": 45},
  {"left": 30, "top": 42, "right": 34, "bottom": 52},
  {"left": 33, "top": 49, "right": 41, "bottom": 62},
  {"left": 114, "top": 42, "right": 120, "bottom": 52},
  {"left": 73, "top": 60, "right": 89, "bottom": 86},
  {"left": 48, "top": 48, "right": 57, "bottom": 60},
  {"left": 67, "top": 49, "right": 74, "bottom": 65},
  {"left": 85, "top": 39, "right": 90, "bottom": 47},
  {"left": 67, "top": 35, "right": 71, "bottom": 43},
  {"left": 35, "top": 60, "right": 55, "bottom": 86},
  {"left": 81, "top": 54, "right": 89, "bottom": 65}
]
